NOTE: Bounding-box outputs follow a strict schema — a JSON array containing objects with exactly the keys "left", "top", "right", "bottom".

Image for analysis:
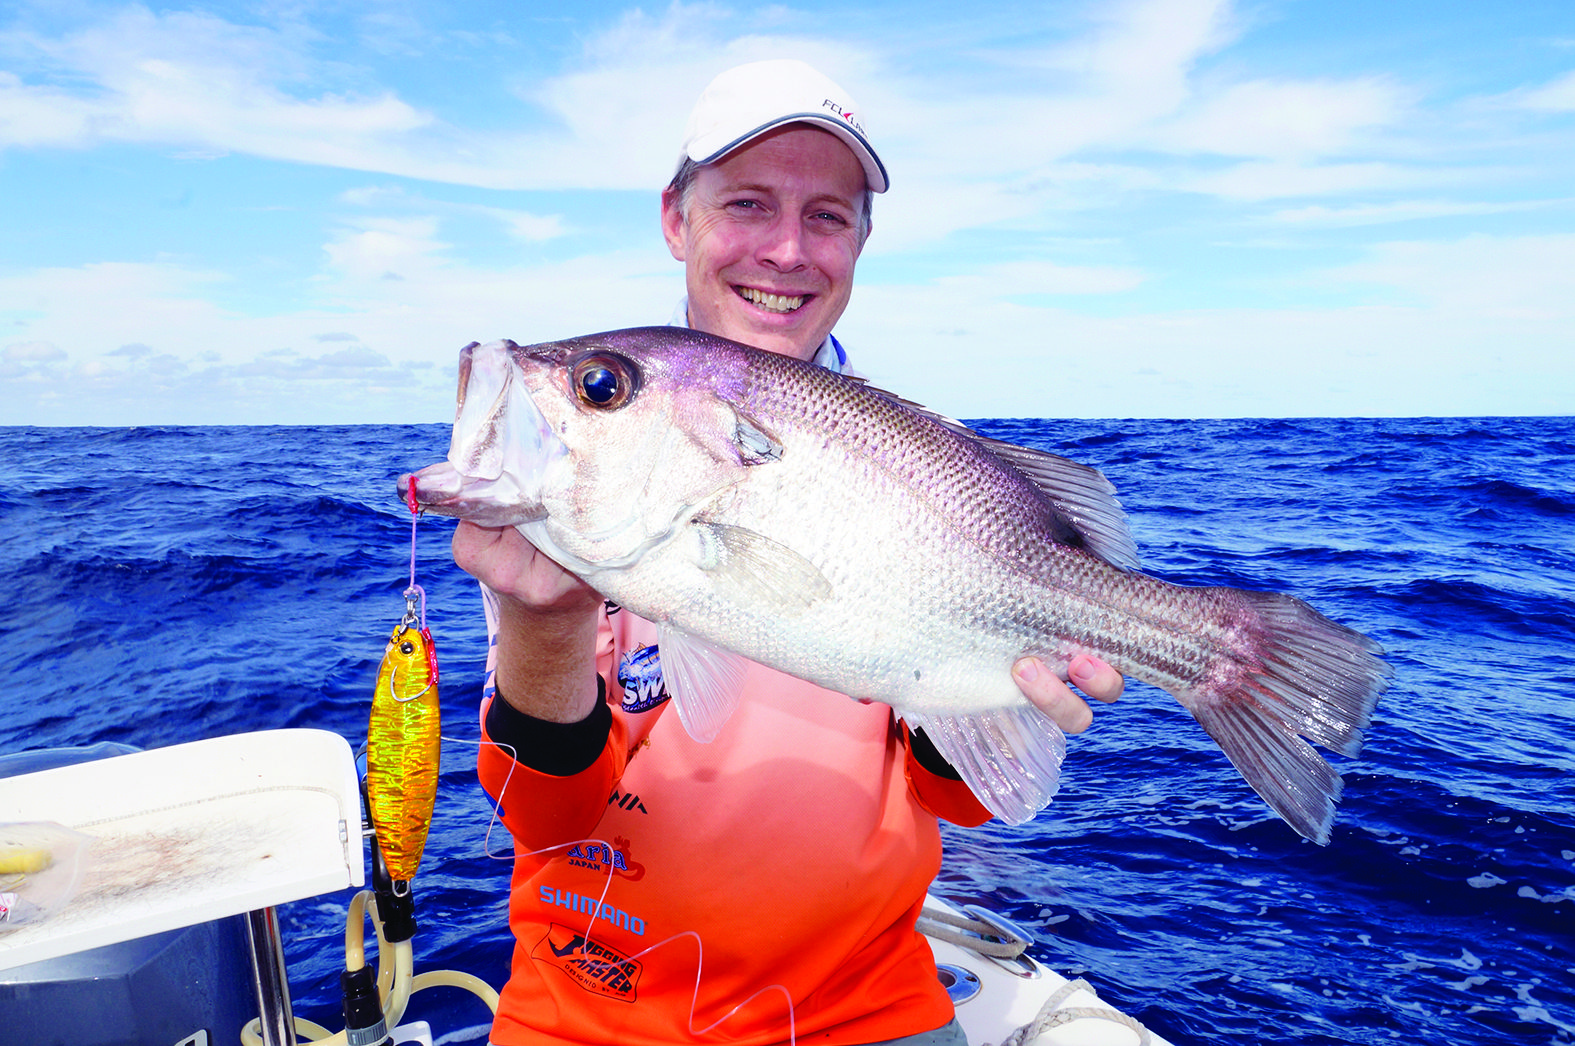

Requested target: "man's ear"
[{"left": 660, "top": 186, "right": 687, "bottom": 262}]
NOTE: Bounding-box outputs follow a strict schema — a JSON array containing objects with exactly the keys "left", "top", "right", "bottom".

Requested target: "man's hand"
[
  {"left": 452, "top": 520, "right": 601, "bottom": 615},
  {"left": 1012, "top": 655, "right": 1124, "bottom": 734},
  {"left": 452, "top": 520, "right": 604, "bottom": 723}
]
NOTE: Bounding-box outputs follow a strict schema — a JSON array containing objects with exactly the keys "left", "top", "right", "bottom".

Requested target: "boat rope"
[
  {"left": 238, "top": 889, "right": 499, "bottom": 1046},
  {"left": 994, "top": 978, "right": 1153, "bottom": 1046},
  {"left": 914, "top": 903, "right": 1030, "bottom": 959},
  {"left": 919, "top": 902, "right": 1154, "bottom": 1046}
]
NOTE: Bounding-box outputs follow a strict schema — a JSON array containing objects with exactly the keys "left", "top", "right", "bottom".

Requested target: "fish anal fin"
[{"left": 901, "top": 706, "right": 1066, "bottom": 825}]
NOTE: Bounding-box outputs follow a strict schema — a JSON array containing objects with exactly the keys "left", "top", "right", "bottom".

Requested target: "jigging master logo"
[{"left": 534, "top": 923, "right": 643, "bottom": 1003}]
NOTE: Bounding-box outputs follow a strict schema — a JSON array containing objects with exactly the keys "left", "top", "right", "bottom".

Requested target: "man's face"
[{"left": 661, "top": 125, "right": 868, "bottom": 361}]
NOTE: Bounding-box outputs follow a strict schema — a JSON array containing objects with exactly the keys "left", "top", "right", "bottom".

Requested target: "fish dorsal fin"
[
  {"left": 846, "top": 378, "right": 1139, "bottom": 571},
  {"left": 690, "top": 522, "right": 833, "bottom": 613},
  {"left": 977, "top": 436, "right": 1140, "bottom": 571},
  {"left": 902, "top": 705, "right": 1067, "bottom": 825},
  {"left": 659, "top": 624, "right": 748, "bottom": 744}
]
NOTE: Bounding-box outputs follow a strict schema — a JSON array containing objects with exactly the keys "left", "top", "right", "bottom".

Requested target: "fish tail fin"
[{"left": 1179, "top": 589, "right": 1392, "bottom": 845}]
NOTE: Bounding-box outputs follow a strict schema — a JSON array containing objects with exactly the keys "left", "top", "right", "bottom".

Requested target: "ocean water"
[{"left": 2, "top": 418, "right": 1571, "bottom": 1046}]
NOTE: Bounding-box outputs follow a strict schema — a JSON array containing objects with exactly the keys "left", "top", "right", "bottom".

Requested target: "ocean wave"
[{"left": 5, "top": 419, "right": 1573, "bottom": 1046}]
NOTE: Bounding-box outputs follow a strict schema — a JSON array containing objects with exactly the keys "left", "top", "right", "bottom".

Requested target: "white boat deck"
[{"left": 0, "top": 729, "right": 363, "bottom": 972}]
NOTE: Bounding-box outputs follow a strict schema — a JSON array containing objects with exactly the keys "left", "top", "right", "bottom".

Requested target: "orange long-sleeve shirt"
[{"left": 476, "top": 602, "right": 990, "bottom": 1045}]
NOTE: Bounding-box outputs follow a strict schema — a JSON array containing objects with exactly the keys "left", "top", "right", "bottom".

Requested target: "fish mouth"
[
  {"left": 397, "top": 339, "right": 559, "bottom": 527},
  {"left": 735, "top": 286, "right": 807, "bottom": 314},
  {"left": 399, "top": 461, "right": 546, "bottom": 527}
]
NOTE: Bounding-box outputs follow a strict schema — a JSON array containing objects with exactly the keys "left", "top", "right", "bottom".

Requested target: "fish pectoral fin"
[
  {"left": 901, "top": 706, "right": 1066, "bottom": 825},
  {"left": 691, "top": 522, "right": 833, "bottom": 613},
  {"left": 659, "top": 625, "right": 748, "bottom": 744}
]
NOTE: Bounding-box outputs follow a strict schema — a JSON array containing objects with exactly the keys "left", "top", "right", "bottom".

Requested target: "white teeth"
[{"left": 738, "top": 287, "right": 804, "bottom": 313}]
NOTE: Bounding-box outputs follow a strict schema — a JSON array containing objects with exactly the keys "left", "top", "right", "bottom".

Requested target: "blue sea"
[{"left": 2, "top": 418, "right": 1572, "bottom": 1045}]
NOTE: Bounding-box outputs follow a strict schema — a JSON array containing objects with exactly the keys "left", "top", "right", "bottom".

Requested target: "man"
[{"left": 455, "top": 60, "right": 1124, "bottom": 1046}]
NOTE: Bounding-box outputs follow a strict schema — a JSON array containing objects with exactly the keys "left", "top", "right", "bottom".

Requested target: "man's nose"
[{"left": 757, "top": 216, "right": 808, "bottom": 271}]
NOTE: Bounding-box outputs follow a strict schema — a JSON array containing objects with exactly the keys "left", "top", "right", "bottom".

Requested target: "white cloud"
[
  {"left": 1266, "top": 198, "right": 1563, "bottom": 228},
  {"left": 337, "top": 186, "right": 569, "bottom": 243},
  {"left": 320, "top": 217, "right": 452, "bottom": 287},
  {"left": 1046, "top": 0, "right": 1238, "bottom": 108},
  {"left": 3, "top": 1, "right": 1572, "bottom": 425},
  {"left": 931, "top": 260, "right": 1146, "bottom": 297},
  {"left": 491, "top": 209, "right": 567, "bottom": 243},
  {"left": 1319, "top": 232, "right": 1575, "bottom": 318},
  {"left": 1145, "top": 77, "right": 1408, "bottom": 160},
  {"left": 1, "top": 6, "right": 431, "bottom": 161},
  {"left": 0, "top": 230, "right": 684, "bottom": 426},
  {"left": 841, "top": 290, "right": 1571, "bottom": 420},
  {"left": 0, "top": 0, "right": 1253, "bottom": 208},
  {"left": 835, "top": 231, "right": 1575, "bottom": 419},
  {"left": 1512, "top": 69, "right": 1575, "bottom": 112},
  {"left": 3, "top": 339, "right": 66, "bottom": 363},
  {"left": 0, "top": 70, "right": 100, "bottom": 147},
  {"left": 1181, "top": 160, "right": 1435, "bottom": 202}
]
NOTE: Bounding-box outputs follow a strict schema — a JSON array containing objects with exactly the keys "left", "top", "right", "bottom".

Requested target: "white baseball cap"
[{"left": 677, "top": 59, "right": 889, "bottom": 193}]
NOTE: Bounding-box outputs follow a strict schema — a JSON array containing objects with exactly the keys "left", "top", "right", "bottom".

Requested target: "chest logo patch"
[
  {"left": 534, "top": 923, "right": 643, "bottom": 1003},
  {"left": 617, "top": 644, "right": 669, "bottom": 713}
]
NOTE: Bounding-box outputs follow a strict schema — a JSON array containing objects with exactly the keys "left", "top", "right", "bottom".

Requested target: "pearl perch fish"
[{"left": 402, "top": 327, "right": 1391, "bottom": 844}]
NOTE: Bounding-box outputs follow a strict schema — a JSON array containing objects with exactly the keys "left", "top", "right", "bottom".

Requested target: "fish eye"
[
  {"left": 572, "top": 353, "right": 638, "bottom": 410},
  {"left": 400, "top": 641, "right": 415, "bottom": 655}
]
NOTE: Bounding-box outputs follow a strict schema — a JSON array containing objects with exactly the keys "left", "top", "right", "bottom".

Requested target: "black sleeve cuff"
[
  {"left": 485, "top": 677, "right": 612, "bottom": 777},
  {"left": 909, "top": 726, "right": 964, "bottom": 781}
]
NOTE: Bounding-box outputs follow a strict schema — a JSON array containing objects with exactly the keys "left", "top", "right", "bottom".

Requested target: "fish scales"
[
  {"left": 720, "top": 350, "right": 1100, "bottom": 694},
  {"left": 713, "top": 378, "right": 1034, "bottom": 700},
  {"left": 404, "top": 327, "right": 1391, "bottom": 843}
]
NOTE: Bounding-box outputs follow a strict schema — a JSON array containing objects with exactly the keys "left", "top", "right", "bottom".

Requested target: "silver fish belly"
[{"left": 404, "top": 327, "right": 1391, "bottom": 843}]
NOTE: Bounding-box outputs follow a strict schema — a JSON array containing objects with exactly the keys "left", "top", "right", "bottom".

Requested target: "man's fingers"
[
  {"left": 1013, "top": 658, "right": 1094, "bottom": 734},
  {"left": 1068, "top": 654, "right": 1124, "bottom": 703}
]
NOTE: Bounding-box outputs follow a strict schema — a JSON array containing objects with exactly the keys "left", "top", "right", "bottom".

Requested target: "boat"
[{"left": 0, "top": 730, "right": 1163, "bottom": 1045}]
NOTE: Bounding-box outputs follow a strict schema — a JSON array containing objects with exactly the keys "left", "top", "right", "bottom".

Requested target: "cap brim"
[{"left": 689, "top": 114, "right": 889, "bottom": 193}]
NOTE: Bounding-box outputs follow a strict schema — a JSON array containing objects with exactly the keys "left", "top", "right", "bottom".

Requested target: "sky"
[{"left": 2, "top": 0, "right": 1573, "bottom": 426}]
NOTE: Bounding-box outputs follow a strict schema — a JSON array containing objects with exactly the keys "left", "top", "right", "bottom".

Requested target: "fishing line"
[
  {"left": 436, "top": 731, "right": 799, "bottom": 1043},
  {"left": 404, "top": 475, "right": 427, "bottom": 630},
  {"left": 410, "top": 494, "right": 798, "bottom": 1040}
]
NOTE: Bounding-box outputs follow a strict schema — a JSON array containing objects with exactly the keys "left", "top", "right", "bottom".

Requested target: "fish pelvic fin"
[
  {"left": 1178, "top": 589, "right": 1392, "bottom": 845},
  {"left": 900, "top": 706, "right": 1066, "bottom": 825},
  {"left": 659, "top": 624, "right": 749, "bottom": 744}
]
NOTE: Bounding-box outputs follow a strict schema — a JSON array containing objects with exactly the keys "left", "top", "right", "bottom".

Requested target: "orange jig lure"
[{"left": 364, "top": 602, "right": 441, "bottom": 883}]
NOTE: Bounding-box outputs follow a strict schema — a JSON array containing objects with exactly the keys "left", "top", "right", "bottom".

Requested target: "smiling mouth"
[{"left": 736, "top": 286, "right": 806, "bottom": 313}]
